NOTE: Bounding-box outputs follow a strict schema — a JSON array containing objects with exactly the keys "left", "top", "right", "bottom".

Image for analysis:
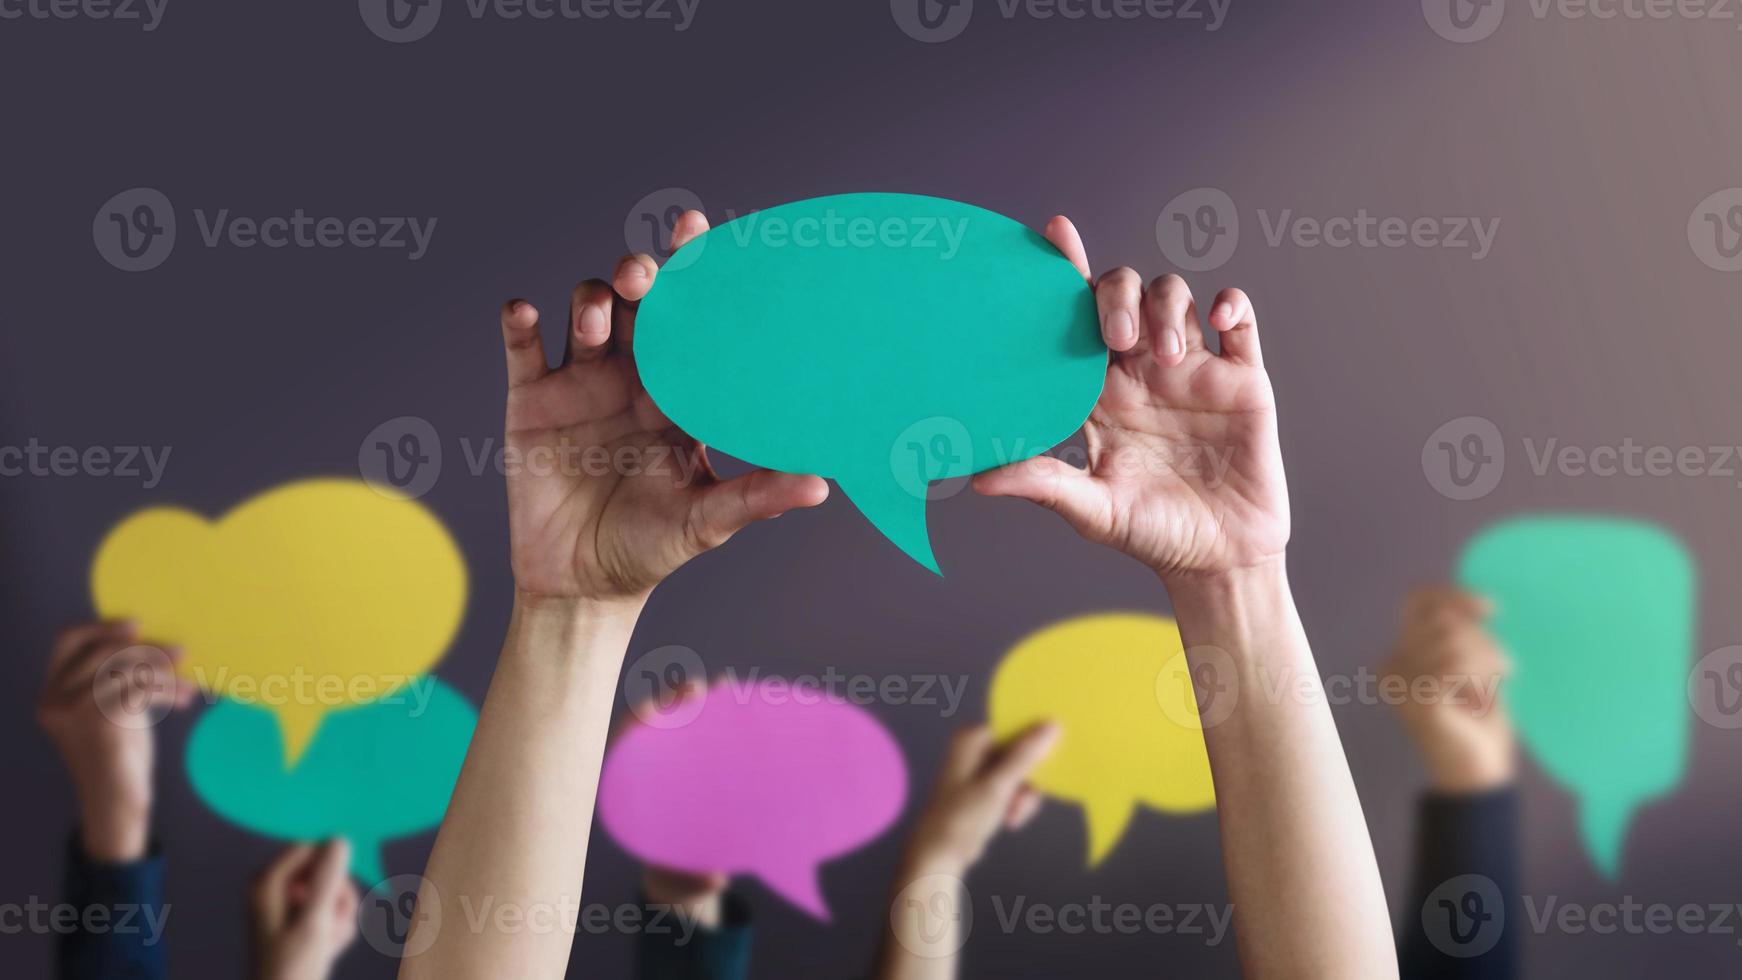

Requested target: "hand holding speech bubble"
[
  {"left": 91, "top": 478, "right": 467, "bottom": 765},
  {"left": 988, "top": 613, "right": 1215, "bottom": 867},
  {"left": 1457, "top": 514, "right": 1695, "bottom": 878},
  {"left": 185, "top": 676, "right": 477, "bottom": 884},
  {"left": 598, "top": 678, "right": 908, "bottom": 920},
  {"left": 633, "top": 192, "right": 1106, "bottom": 573}
]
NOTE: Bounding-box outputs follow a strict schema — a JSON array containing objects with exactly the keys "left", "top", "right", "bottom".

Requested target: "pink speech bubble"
[{"left": 598, "top": 679, "right": 908, "bottom": 921}]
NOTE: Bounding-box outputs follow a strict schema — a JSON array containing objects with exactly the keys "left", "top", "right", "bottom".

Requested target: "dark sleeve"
[
  {"left": 634, "top": 890, "right": 753, "bottom": 980},
  {"left": 1397, "top": 788, "right": 1520, "bottom": 980},
  {"left": 56, "top": 833, "right": 169, "bottom": 980}
]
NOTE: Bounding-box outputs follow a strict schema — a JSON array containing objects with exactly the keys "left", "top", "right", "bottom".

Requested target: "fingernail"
[
  {"left": 579, "top": 304, "right": 607, "bottom": 340},
  {"left": 1212, "top": 301, "right": 1233, "bottom": 326},
  {"left": 621, "top": 260, "right": 648, "bottom": 279},
  {"left": 1107, "top": 310, "right": 1135, "bottom": 347},
  {"left": 1163, "top": 330, "right": 1183, "bottom": 357}
]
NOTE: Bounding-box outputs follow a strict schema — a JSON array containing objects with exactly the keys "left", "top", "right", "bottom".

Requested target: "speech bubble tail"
[
  {"left": 1084, "top": 797, "right": 1137, "bottom": 869},
  {"left": 758, "top": 860, "right": 831, "bottom": 921},
  {"left": 1578, "top": 797, "right": 1631, "bottom": 880},
  {"left": 350, "top": 840, "right": 387, "bottom": 888},
  {"left": 273, "top": 703, "right": 327, "bottom": 770},
  {"left": 838, "top": 473, "right": 940, "bottom": 574}
]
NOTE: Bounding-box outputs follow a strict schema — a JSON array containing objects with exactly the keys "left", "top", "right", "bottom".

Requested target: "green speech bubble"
[
  {"left": 185, "top": 676, "right": 477, "bottom": 884},
  {"left": 1457, "top": 514, "right": 1695, "bottom": 878},
  {"left": 635, "top": 193, "right": 1106, "bottom": 573}
]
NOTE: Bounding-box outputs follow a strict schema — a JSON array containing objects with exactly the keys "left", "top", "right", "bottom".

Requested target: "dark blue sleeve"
[
  {"left": 1398, "top": 788, "right": 1520, "bottom": 980},
  {"left": 634, "top": 890, "right": 753, "bottom": 980},
  {"left": 56, "top": 833, "right": 169, "bottom": 980}
]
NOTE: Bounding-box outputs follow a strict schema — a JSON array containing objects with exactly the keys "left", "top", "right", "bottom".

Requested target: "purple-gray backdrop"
[{"left": 5, "top": 0, "right": 1742, "bottom": 975}]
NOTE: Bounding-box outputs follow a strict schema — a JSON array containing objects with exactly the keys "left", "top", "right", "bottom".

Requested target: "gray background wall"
[{"left": 4, "top": 0, "right": 1742, "bottom": 975}]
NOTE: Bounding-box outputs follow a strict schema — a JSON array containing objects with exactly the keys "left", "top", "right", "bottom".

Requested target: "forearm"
[
  {"left": 401, "top": 594, "right": 642, "bottom": 980},
  {"left": 1167, "top": 560, "right": 1396, "bottom": 980},
  {"left": 871, "top": 851, "right": 968, "bottom": 980}
]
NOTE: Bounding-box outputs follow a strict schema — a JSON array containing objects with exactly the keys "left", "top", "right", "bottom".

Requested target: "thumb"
[
  {"left": 972, "top": 456, "right": 1107, "bottom": 532},
  {"left": 686, "top": 470, "right": 829, "bottom": 552}
]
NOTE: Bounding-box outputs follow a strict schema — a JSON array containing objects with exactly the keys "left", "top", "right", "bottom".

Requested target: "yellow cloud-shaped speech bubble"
[
  {"left": 91, "top": 478, "right": 467, "bottom": 767},
  {"left": 988, "top": 612, "right": 1215, "bottom": 868}
]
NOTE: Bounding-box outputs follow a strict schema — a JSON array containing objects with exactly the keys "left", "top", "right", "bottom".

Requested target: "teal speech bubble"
[
  {"left": 635, "top": 192, "right": 1106, "bottom": 573},
  {"left": 185, "top": 676, "right": 477, "bottom": 884},
  {"left": 1457, "top": 514, "right": 1695, "bottom": 878}
]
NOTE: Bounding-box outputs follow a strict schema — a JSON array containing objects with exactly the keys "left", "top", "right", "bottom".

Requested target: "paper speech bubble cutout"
[
  {"left": 634, "top": 192, "right": 1106, "bottom": 573},
  {"left": 598, "top": 679, "right": 908, "bottom": 920},
  {"left": 186, "top": 676, "right": 478, "bottom": 884},
  {"left": 988, "top": 613, "right": 1215, "bottom": 868},
  {"left": 1457, "top": 514, "right": 1695, "bottom": 878},
  {"left": 92, "top": 478, "right": 467, "bottom": 766}
]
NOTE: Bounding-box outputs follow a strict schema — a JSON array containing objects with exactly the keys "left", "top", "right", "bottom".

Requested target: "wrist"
[
  {"left": 897, "top": 842, "right": 969, "bottom": 882},
  {"left": 78, "top": 797, "right": 150, "bottom": 863}
]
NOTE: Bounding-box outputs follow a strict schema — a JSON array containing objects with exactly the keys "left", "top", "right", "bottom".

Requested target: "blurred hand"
[
  {"left": 616, "top": 679, "right": 731, "bottom": 927},
  {"left": 251, "top": 840, "right": 360, "bottom": 980},
  {"left": 497, "top": 212, "right": 828, "bottom": 604},
  {"left": 900, "top": 722, "right": 1060, "bottom": 876},
  {"left": 36, "top": 620, "right": 192, "bottom": 862},
  {"left": 973, "top": 216, "right": 1288, "bottom": 584},
  {"left": 1382, "top": 586, "right": 1515, "bottom": 794}
]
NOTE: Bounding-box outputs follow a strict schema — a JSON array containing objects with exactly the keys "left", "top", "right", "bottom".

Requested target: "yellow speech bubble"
[
  {"left": 988, "top": 613, "right": 1215, "bottom": 867},
  {"left": 91, "top": 478, "right": 467, "bottom": 767}
]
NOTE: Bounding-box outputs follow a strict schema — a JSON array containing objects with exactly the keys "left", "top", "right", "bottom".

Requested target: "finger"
[
  {"left": 253, "top": 844, "right": 316, "bottom": 932},
  {"left": 1094, "top": 267, "right": 1143, "bottom": 354},
  {"left": 1404, "top": 586, "right": 1491, "bottom": 626},
  {"left": 984, "top": 720, "right": 1061, "bottom": 797},
  {"left": 1143, "top": 274, "right": 1204, "bottom": 367},
  {"left": 945, "top": 725, "right": 996, "bottom": 782},
  {"left": 684, "top": 470, "right": 829, "bottom": 553},
  {"left": 47, "top": 621, "right": 137, "bottom": 691},
  {"left": 566, "top": 279, "right": 615, "bottom": 362},
  {"left": 500, "top": 300, "right": 549, "bottom": 388},
  {"left": 971, "top": 455, "right": 1109, "bottom": 534},
  {"left": 48, "top": 620, "right": 133, "bottom": 676},
  {"left": 613, "top": 253, "right": 659, "bottom": 303},
  {"left": 332, "top": 882, "right": 361, "bottom": 945},
  {"left": 1004, "top": 786, "right": 1044, "bottom": 830},
  {"left": 67, "top": 641, "right": 176, "bottom": 706},
  {"left": 668, "top": 209, "right": 711, "bottom": 252},
  {"left": 1206, "top": 287, "right": 1263, "bottom": 367},
  {"left": 1043, "top": 215, "right": 1092, "bottom": 280},
  {"left": 302, "top": 839, "right": 353, "bottom": 920}
]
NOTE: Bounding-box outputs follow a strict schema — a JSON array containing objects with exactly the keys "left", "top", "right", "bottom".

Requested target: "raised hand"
[
  {"left": 973, "top": 216, "right": 1288, "bottom": 582},
  {"left": 1382, "top": 586, "right": 1515, "bottom": 794},
  {"left": 37, "top": 620, "right": 192, "bottom": 862},
  {"left": 251, "top": 840, "right": 360, "bottom": 980},
  {"left": 498, "top": 210, "right": 828, "bottom": 602}
]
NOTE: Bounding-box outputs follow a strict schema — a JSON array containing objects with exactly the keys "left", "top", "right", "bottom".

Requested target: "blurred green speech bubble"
[
  {"left": 186, "top": 676, "right": 477, "bottom": 884},
  {"left": 1457, "top": 514, "right": 1695, "bottom": 878},
  {"left": 634, "top": 192, "right": 1106, "bottom": 573}
]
